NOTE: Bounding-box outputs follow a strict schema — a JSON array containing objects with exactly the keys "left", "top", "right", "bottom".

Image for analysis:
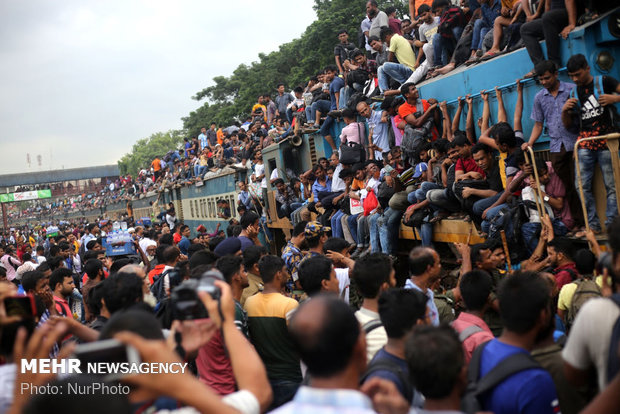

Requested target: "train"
[{"left": 13, "top": 8, "right": 620, "bottom": 254}]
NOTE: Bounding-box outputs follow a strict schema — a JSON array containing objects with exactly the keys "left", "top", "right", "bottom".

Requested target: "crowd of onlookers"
[{"left": 1, "top": 194, "right": 620, "bottom": 414}]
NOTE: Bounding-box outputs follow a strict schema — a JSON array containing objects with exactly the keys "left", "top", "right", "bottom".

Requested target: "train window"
[
  {"left": 200, "top": 199, "right": 205, "bottom": 218},
  {"left": 189, "top": 200, "right": 194, "bottom": 217}
]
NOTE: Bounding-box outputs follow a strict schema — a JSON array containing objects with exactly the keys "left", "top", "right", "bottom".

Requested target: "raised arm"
[
  {"left": 465, "top": 94, "right": 475, "bottom": 144},
  {"left": 440, "top": 101, "right": 452, "bottom": 140},
  {"left": 452, "top": 97, "right": 465, "bottom": 137},
  {"left": 495, "top": 87, "right": 508, "bottom": 123},
  {"left": 514, "top": 79, "right": 524, "bottom": 131},
  {"left": 481, "top": 90, "right": 490, "bottom": 133}
]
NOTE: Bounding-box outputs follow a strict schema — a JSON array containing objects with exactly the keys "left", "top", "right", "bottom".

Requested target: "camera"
[{"left": 170, "top": 269, "right": 223, "bottom": 321}]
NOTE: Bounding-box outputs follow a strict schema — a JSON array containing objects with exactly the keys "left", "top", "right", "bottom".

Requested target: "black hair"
[
  {"left": 352, "top": 253, "right": 393, "bottom": 298},
  {"left": 293, "top": 221, "right": 308, "bottom": 237},
  {"left": 49, "top": 245, "right": 60, "bottom": 258},
  {"left": 298, "top": 256, "right": 333, "bottom": 297},
  {"left": 432, "top": 138, "right": 450, "bottom": 155},
  {"left": 567, "top": 53, "right": 588, "bottom": 72},
  {"left": 84, "top": 259, "right": 103, "bottom": 280},
  {"left": 49, "top": 268, "right": 72, "bottom": 292},
  {"left": 216, "top": 255, "right": 244, "bottom": 284},
  {"left": 379, "top": 288, "right": 428, "bottom": 338},
  {"left": 452, "top": 134, "right": 470, "bottom": 147},
  {"left": 86, "top": 282, "right": 104, "bottom": 319},
  {"left": 432, "top": 0, "right": 450, "bottom": 10},
  {"left": 36, "top": 245, "right": 44, "bottom": 253},
  {"left": 37, "top": 261, "right": 50, "bottom": 274},
  {"left": 418, "top": 4, "right": 431, "bottom": 14},
  {"left": 86, "top": 239, "right": 99, "bottom": 250},
  {"left": 469, "top": 243, "right": 489, "bottom": 267},
  {"left": 187, "top": 243, "right": 205, "bottom": 258},
  {"left": 575, "top": 249, "right": 596, "bottom": 275},
  {"left": 240, "top": 211, "right": 260, "bottom": 229},
  {"left": 289, "top": 296, "right": 360, "bottom": 378},
  {"left": 609, "top": 216, "right": 620, "bottom": 264},
  {"left": 337, "top": 29, "right": 348, "bottom": 35},
  {"left": 293, "top": 86, "right": 304, "bottom": 94},
  {"left": 323, "top": 237, "right": 351, "bottom": 254},
  {"left": 323, "top": 65, "right": 339, "bottom": 73},
  {"left": 471, "top": 143, "right": 493, "bottom": 155},
  {"left": 339, "top": 168, "right": 354, "bottom": 179},
  {"left": 342, "top": 108, "right": 356, "bottom": 119},
  {"left": 100, "top": 309, "right": 164, "bottom": 340},
  {"left": 368, "top": 35, "right": 380, "bottom": 44},
  {"left": 273, "top": 178, "right": 285, "bottom": 186},
  {"left": 498, "top": 271, "right": 550, "bottom": 334},
  {"left": 159, "top": 233, "right": 174, "bottom": 246},
  {"left": 163, "top": 245, "right": 181, "bottom": 264},
  {"left": 460, "top": 270, "right": 493, "bottom": 311},
  {"left": 385, "top": 5, "right": 396, "bottom": 15},
  {"left": 276, "top": 82, "right": 285, "bottom": 88},
  {"left": 548, "top": 237, "right": 575, "bottom": 262},
  {"left": 21, "top": 271, "right": 45, "bottom": 293},
  {"left": 101, "top": 272, "right": 144, "bottom": 314},
  {"left": 535, "top": 60, "right": 558, "bottom": 77},
  {"left": 408, "top": 247, "right": 435, "bottom": 277},
  {"left": 243, "top": 245, "right": 267, "bottom": 271},
  {"left": 258, "top": 255, "right": 285, "bottom": 284},
  {"left": 379, "top": 26, "right": 394, "bottom": 42},
  {"left": 489, "top": 122, "right": 517, "bottom": 148},
  {"left": 406, "top": 325, "right": 464, "bottom": 399},
  {"left": 350, "top": 49, "right": 365, "bottom": 60}
]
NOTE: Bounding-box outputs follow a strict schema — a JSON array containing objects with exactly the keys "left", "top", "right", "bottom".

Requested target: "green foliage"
[
  {"left": 117, "top": 130, "right": 184, "bottom": 175},
  {"left": 183, "top": 0, "right": 405, "bottom": 129}
]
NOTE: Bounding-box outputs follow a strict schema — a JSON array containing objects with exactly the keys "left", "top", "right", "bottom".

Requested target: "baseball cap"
[
  {"left": 412, "top": 162, "right": 428, "bottom": 178},
  {"left": 305, "top": 221, "right": 331, "bottom": 238}
]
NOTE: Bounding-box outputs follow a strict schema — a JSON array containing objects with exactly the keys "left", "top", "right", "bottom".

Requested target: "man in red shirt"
[
  {"left": 547, "top": 237, "right": 578, "bottom": 290},
  {"left": 451, "top": 270, "right": 495, "bottom": 364},
  {"left": 49, "top": 268, "right": 75, "bottom": 318}
]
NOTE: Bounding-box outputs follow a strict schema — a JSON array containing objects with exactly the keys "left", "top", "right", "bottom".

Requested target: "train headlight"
[{"left": 595, "top": 51, "right": 614, "bottom": 73}]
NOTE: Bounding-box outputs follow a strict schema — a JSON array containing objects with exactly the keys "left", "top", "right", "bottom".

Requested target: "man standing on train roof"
[{"left": 562, "top": 53, "right": 620, "bottom": 235}]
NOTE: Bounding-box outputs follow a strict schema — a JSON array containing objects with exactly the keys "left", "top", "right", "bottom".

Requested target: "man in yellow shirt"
[
  {"left": 251, "top": 95, "right": 267, "bottom": 123},
  {"left": 377, "top": 27, "right": 416, "bottom": 94}
]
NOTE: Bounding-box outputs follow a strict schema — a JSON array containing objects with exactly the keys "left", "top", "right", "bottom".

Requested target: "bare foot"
[{"left": 437, "top": 63, "right": 455, "bottom": 75}]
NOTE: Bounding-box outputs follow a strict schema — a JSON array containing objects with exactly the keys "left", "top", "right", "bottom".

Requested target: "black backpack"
[
  {"left": 150, "top": 268, "right": 172, "bottom": 303},
  {"left": 361, "top": 354, "right": 413, "bottom": 403},
  {"left": 462, "top": 341, "right": 542, "bottom": 414}
]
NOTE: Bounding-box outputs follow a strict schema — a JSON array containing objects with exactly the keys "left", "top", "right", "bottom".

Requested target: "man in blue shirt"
[
  {"left": 177, "top": 225, "right": 191, "bottom": 256},
  {"left": 525, "top": 60, "right": 581, "bottom": 227},
  {"left": 476, "top": 271, "right": 559, "bottom": 414},
  {"left": 404, "top": 247, "right": 442, "bottom": 326},
  {"left": 198, "top": 127, "right": 208, "bottom": 151},
  {"left": 317, "top": 65, "right": 344, "bottom": 151}
]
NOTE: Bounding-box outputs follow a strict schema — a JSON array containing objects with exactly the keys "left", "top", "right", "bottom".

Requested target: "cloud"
[{"left": 0, "top": 0, "right": 316, "bottom": 175}]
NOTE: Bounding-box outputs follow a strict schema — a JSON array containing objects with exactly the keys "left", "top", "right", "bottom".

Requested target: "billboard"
[{"left": 0, "top": 189, "right": 52, "bottom": 203}]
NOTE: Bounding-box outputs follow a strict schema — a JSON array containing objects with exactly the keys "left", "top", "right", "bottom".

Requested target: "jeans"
[
  {"left": 378, "top": 62, "right": 414, "bottom": 92},
  {"left": 420, "top": 221, "right": 433, "bottom": 247},
  {"left": 269, "top": 379, "right": 300, "bottom": 410},
  {"left": 378, "top": 208, "right": 403, "bottom": 254},
  {"left": 339, "top": 86, "right": 351, "bottom": 110},
  {"left": 280, "top": 202, "right": 303, "bottom": 219},
  {"left": 432, "top": 26, "right": 464, "bottom": 67},
  {"left": 308, "top": 99, "right": 330, "bottom": 124},
  {"left": 194, "top": 164, "right": 206, "bottom": 177},
  {"left": 427, "top": 188, "right": 461, "bottom": 212},
  {"left": 410, "top": 182, "right": 442, "bottom": 204},
  {"left": 347, "top": 213, "right": 360, "bottom": 244},
  {"left": 369, "top": 211, "right": 382, "bottom": 252},
  {"left": 522, "top": 219, "right": 568, "bottom": 254},
  {"left": 357, "top": 214, "right": 370, "bottom": 247},
  {"left": 472, "top": 18, "right": 492, "bottom": 51},
  {"left": 286, "top": 107, "right": 294, "bottom": 124},
  {"left": 331, "top": 210, "right": 345, "bottom": 238},
  {"left": 520, "top": 9, "right": 568, "bottom": 67},
  {"left": 576, "top": 148, "right": 618, "bottom": 230}
]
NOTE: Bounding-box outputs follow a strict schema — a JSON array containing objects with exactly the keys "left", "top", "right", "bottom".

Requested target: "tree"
[
  {"left": 117, "top": 130, "right": 184, "bottom": 175},
  {"left": 183, "top": 0, "right": 405, "bottom": 129}
]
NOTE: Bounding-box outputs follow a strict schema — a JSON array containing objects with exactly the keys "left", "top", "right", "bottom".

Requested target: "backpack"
[
  {"left": 361, "top": 356, "right": 414, "bottom": 403},
  {"left": 462, "top": 341, "right": 542, "bottom": 414},
  {"left": 569, "top": 76, "right": 619, "bottom": 130},
  {"left": 567, "top": 278, "right": 601, "bottom": 327},
  {"left": 362, "top": 319, "right": 383, "bottom": 335},
  {"left": 401, "top": 102, "right": 433, "bottom": 165},
  {"left": 607, "top": 294, "right": 620, "bottom": 383},
  {"left": 150, "top": 268, "right": 172, "bottom": 303}
]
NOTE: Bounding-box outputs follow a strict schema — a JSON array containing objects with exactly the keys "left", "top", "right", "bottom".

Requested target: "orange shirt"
[
  {"left": 151, "top": 158, "right": 161, "bottom": 171},
  {"left": 216, "top": 129, "right": 224, "bottom": 145}
]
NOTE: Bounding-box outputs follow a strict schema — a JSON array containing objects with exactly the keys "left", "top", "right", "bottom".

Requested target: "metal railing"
[{"left": 574, "top": 132, "right": 620, "bottom": 233}]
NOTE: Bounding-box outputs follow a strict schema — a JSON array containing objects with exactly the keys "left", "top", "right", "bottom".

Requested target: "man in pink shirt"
[{"left": 451, "top": 270, "right": 495, "bottom": 363}]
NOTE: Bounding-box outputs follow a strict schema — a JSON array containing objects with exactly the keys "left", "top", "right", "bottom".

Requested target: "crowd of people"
[
  {"left": 1, "top": 196, "right": 620, "bottom": 414},
  {"left": 1, "top": 1, "right": 620, "bottom": 413}
]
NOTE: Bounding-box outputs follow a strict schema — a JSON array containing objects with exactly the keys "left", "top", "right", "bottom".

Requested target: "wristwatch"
[{"left": 543, "top": 195, "right": 550, "bottom": 202}]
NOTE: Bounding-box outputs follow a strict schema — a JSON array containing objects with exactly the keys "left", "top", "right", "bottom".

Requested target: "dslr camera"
[{"left": 170, "top": 269, "right": 223, "bottom": 321}]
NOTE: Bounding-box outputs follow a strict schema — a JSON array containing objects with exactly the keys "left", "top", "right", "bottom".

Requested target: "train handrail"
[{"left": 573, "top": 132, "right": 620, "bottom": 233}]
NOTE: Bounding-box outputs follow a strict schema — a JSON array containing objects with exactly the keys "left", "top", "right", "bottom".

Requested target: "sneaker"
[
  {"left": 371, "top": 94, "right": 385, "bottom": 101},
  {"left": 327, "top": 110, "right": 343, "bottom": 119}
]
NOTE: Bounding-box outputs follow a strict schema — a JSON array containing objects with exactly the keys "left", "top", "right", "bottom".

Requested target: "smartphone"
[
  {"left": 3, "top": 295, "right": 36, "bottom": 319},
  {"left": 73, "top": 339, "right": 141, "bottom": 381}
]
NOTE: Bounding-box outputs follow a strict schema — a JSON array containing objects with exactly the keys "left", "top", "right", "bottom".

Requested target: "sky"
[{"left": 0, "top": 0, "right": 317, "bottom": 175}]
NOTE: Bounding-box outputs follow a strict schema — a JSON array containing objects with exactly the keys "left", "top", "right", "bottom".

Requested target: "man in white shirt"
[{"left": 353, "top": 253, "right": 396, "bottom": 362}]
